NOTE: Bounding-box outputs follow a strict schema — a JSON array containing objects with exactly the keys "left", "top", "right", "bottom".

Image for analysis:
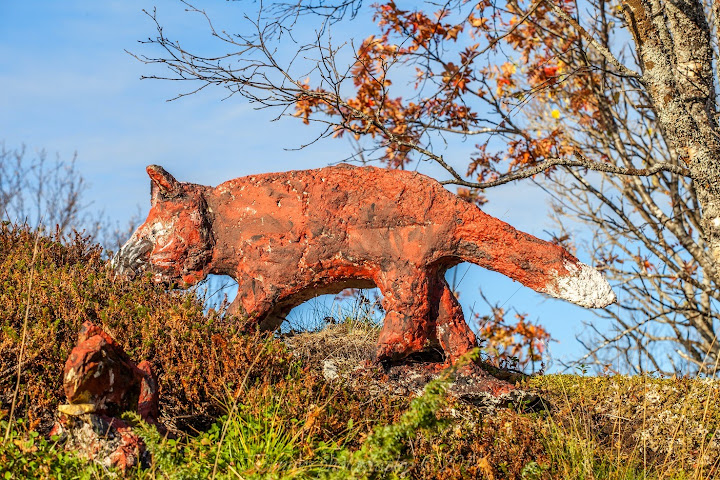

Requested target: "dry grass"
[
  {"left": 527, "top": 374, "right": 720, "bottom": 479},
  {"left": 283, "top": 319, "right": 380, "bottom": 375}
]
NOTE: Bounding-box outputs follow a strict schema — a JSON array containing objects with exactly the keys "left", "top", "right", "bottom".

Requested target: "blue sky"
[{"left": 0, "top": 0, "right": 611, "bottom": 370}]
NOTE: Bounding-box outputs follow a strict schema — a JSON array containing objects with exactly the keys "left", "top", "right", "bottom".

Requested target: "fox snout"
[{"left": 112, "top": 238, "right": 154, "bottom": 280}]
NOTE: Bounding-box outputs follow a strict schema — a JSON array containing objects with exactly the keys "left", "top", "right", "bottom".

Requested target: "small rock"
[
  {"left": 50, "top": 412, "right": 146, "bottom": 472},
  {"left": 57, "top": 403, "right": 95, "bottom": 416},
  {"left": 339, "top": 360, "right": 546, "bottom": 412},
  {"left": 323, "top": 359, "right": 339, "bottom": 381}
]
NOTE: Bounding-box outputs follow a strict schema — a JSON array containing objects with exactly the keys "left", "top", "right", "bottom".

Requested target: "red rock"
[
  {"left": 115, "top": 165, "right": 615, "bottom": 362},
  {"left": 62, "top": 321, "right": 160, "bottom": 423},
  {"left": 54, "top": 322, "right": 163, "bottom": 471}
]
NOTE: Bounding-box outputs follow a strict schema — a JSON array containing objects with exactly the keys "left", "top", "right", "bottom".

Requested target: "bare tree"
[
  {"left": 133, "top": 0, "right": 720, "bottom": 374},
  {"left": 1, "top": 143, "right": 87, "bottom": 234},
  {"left": 499, "top": 0, "right": 720, "bottom": 374},
  {"left": 0, "top": 142, "right": 139, "bottom": 253}
]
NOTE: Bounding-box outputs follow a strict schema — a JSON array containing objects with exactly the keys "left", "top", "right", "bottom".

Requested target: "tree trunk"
[{"left": 622, "top": 0, "right": 720, "bottom": 278}]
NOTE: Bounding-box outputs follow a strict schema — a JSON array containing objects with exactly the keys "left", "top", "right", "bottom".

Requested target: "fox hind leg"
[
  {"left": 375, "top": 267, "right": 438, "bottom": 362},
  {"left": 430, "top": 274, "right": 478, "bottom": 363}
]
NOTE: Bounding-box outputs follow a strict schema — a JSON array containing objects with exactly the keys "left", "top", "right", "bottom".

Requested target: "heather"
[{"left": 2, "top": 225, "right": 719, "bottom": 479}]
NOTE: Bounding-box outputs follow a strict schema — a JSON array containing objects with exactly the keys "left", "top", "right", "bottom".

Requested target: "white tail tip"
[{"left": 545, "top": 260, "right": 616, "bottom": 308}]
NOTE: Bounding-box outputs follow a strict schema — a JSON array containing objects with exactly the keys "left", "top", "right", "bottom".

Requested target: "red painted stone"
[
  {"left": 63, "top": 321, "right": 160, "bottom": 424},
  {"left": 115, "top": 165, "right": 615, "bottom": 362},
  {"left": 54, "top": 321, "right": 163, "bottom": 471}
]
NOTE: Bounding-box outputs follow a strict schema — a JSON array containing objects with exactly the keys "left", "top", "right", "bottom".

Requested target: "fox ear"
[{"left": 147, "top": 165, "right": 181, "bottom": 202}]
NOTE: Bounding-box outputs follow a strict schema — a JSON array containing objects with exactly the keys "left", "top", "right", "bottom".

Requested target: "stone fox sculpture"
[{"left": 115, "top": 164, "right": 615, "bottom": 362}]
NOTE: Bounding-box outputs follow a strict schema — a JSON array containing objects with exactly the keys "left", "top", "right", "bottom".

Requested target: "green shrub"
[{"left": 0, "top": 418, "right": 98, "bottom": 479}]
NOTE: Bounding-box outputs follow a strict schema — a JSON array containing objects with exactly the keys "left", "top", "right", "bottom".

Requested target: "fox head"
[{"left": 113, "top": 165, "right": 214, "bottom": 286}]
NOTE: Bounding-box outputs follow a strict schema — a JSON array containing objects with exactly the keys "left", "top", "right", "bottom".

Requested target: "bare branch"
[
  {"left": 439, "top": 149, "right": 689, "bottom": 189},
  {"left": 543, "top": 0, "right": 642, "bottom": 80}
]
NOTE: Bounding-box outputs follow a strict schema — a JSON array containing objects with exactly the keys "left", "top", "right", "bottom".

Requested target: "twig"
[
  {"left": 211, "top": 339, "right": 267, "bottom": 479},
  {"left": 477, "top": 0, "right": 544, "bottom": 56},
  {"left": 543, "top": 0, "right": 642, "bottom": 80},
  {"left": 0, "top": 353, "right": 40, "bottom": 382},
  {"left": 440, "top": 149, "right": 691, "bottom": 189},
  {"left": 4, "top": 227, "right": 41, "bottom": 441}
]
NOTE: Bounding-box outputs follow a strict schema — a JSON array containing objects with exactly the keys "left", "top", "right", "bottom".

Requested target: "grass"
[
  {"left": 0, "top": 355, "right": 462, "bottom": 479},
  {"left": 6, "top": 373, "right": 715, "bottom": 479},
  {"left": 527, "top": 375, "right": 720, "bottom": 479},
  {"left": 2, "top": 223, "right": 720, "bottom": 479}
]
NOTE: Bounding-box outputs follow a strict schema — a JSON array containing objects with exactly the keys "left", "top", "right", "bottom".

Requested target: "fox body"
[{"left": 115, "top": 164, "right": 615, "bottom": 361}]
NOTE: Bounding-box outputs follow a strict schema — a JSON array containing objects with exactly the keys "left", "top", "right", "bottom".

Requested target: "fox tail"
[{"left": 454, "top": 208, "right": 616, "bottom": 308}]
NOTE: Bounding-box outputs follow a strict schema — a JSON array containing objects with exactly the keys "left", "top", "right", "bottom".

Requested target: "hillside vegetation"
[{"left": 1, "top": 224, "right": 719, "bottom": 479}]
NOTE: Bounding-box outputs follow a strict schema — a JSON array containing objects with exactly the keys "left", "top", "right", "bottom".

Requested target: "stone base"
[
  {"left": 49, "top": 411, "right": 147, "bottom": 472},
  {"left": 327, "top": 358, "right": 545, "bottom": 412}
]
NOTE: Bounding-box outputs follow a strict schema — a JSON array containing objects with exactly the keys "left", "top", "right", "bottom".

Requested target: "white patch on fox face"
[
  {"left": 114, "top": 216, "right": 181, "bottom": 280},
  {"left": 150, "top": 219, "right": 175, "bottom": 241},
  {"left": 545, "top": 260, "right": 616, "bottom": 308},
  {"left": 147, "top": 218, "right": 183, "bottom": 265}
]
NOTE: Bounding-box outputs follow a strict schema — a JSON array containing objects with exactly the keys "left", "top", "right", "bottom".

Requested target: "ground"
[{"left": 1, "top": 224, "right": 719, "bottom": 479}]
